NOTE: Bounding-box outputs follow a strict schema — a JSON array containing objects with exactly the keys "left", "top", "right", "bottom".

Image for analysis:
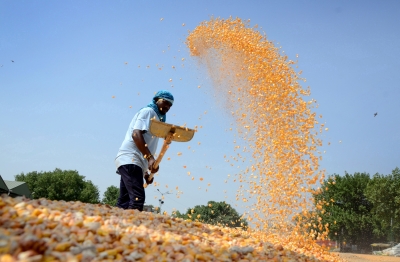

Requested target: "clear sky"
[{"left": 1, "top": 1, "right": 399, "bottom": 215}]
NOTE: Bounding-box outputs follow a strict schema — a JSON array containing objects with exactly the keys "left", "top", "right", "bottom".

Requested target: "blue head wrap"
[{"left": 146, "top": 90, "right": 174, "bottom": 122}]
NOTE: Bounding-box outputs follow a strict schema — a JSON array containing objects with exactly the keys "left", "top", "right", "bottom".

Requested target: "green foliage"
[
  {"left": 15, "top": 168, "right": 100, "bottom": 204},
  {"left": 102, "top": 185, "right": 120, "bottom": 206},
  {"left": 80, "top": 180, "right": 101, "bottom": 204},
  {"left": 365, "top": 167, "right": 400, "bottom": 241},
  {"left": 174, "top": 201, "right": 248, "bottom": 229},
  {"left": 313, "top": 172, "right": 379, "bottom": 248},
  {"left": 313, "top": 168, "right": 400, "bottom": 248}
]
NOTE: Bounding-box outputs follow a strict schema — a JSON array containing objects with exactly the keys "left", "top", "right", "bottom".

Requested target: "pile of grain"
[{"left": 0, "top": 195, "right": 342, "bottom": 261}]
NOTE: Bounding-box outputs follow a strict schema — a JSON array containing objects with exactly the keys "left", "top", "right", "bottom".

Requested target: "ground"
[{"left": 333, "top": 252, "right": 400, "bottom": 262}]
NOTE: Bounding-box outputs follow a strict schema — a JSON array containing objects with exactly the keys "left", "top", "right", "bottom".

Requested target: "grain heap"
[{"left": 0, "top": 195, "right": 342, "bottom": 261}]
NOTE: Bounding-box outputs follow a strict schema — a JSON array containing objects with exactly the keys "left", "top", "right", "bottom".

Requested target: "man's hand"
[
  {"left": 144, "top": 157, "right": 158, "bottom": 185},
  {"left": 144, "top": 173, "right": 154, "bottom": 185},
  {"left": 148, "top": 156, "right": 159, "bottom": 174}
]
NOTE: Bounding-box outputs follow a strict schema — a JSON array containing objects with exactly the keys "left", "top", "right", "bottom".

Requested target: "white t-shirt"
[{"left": 115, "top": 107, "right": 160, "bottom": 172}]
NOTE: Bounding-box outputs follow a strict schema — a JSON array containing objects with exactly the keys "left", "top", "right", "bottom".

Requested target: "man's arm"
[{"left": 132, "top": 129, "right": 159, "bottom": 173}]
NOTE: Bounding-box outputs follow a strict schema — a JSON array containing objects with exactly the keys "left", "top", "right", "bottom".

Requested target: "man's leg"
[
  {"left": 116, "top": 172, "right": 129, "bottom": 209},
  {"left": 117, "top": 164, "right": 145, "bottom": 211}
]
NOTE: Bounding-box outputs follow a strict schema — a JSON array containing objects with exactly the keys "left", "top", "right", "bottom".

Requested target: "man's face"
[{"left": 156, "top": 99, "right": 172, "bottom": 114}]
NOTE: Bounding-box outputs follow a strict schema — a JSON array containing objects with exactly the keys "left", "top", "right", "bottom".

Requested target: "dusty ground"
[{"left": 332, "top": 252, "right": 400, "bottom": 262}]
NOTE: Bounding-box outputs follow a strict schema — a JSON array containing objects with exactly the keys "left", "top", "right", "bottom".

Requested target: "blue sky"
[{"left": 1, "top": 1, "right": 399, "bottom": 215}]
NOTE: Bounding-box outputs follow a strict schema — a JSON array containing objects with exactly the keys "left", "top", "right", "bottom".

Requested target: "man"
[{"left": 115, "top": 90, "right": 174, "bottom": 211}]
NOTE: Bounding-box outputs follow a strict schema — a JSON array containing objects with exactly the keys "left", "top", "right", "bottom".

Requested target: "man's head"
[{"left": 153, "top": 90, "right": 174, "bottom": 114}]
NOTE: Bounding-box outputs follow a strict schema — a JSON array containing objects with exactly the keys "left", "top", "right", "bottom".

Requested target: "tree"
[
  {"left": 102, "top": 185, "right": 120, "bottom": 206},
  {"left": 365, "top": 167, "right": 400, "bottom": 242},
  {"left": 174, "top": 201, "right": 248, "bottom": 229},
  {"left": 312, "top": 172, "right": 381, "bottom": 250},
  {"left": 80, "top": 180, "right": 101, "bottom": 204},
  {"left": 15, "top": 168, "right": 100, "bottom": 204}
]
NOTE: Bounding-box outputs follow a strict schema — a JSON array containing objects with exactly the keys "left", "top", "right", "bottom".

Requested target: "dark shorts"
[{"left": 116, "top": 164, "right": 145, "bottom": 211}]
